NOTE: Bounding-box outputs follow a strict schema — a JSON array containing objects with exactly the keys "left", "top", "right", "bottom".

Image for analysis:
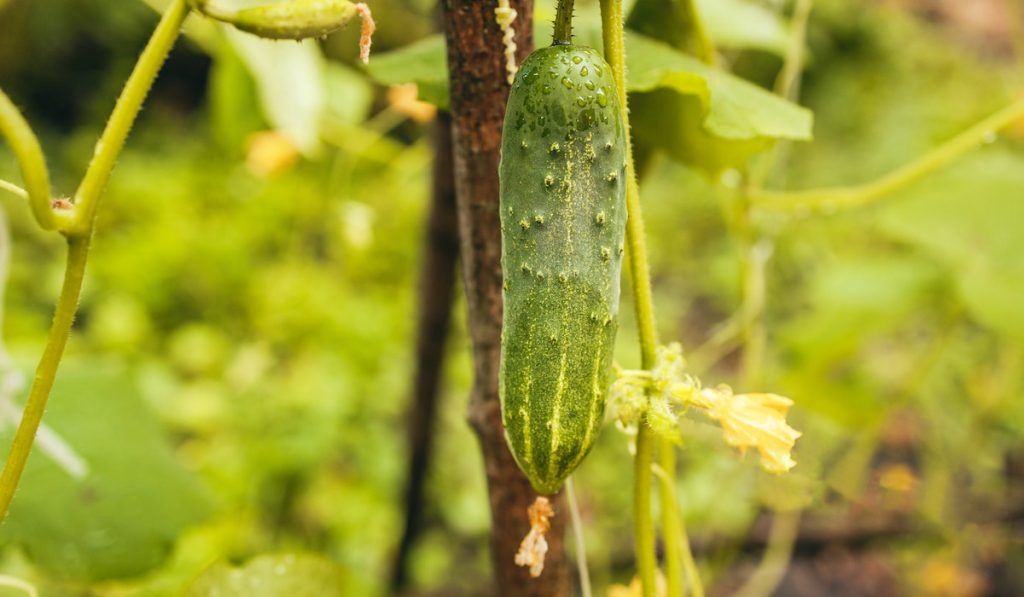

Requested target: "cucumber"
[
  {"left": 499, "top": 44, "right": 627, "bottom": 495},
  {"left": 192, "top": 0, "right": 360, "bottom": 41}
]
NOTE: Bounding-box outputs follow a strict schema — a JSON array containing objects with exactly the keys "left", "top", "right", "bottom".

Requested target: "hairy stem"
[
  {"left": 69, "top": 0, "right": 190, "bottom": 237},
  {"left": 553, "top": 0, "right": 575, "bottom": 45},
  {"left": 600, "top": 0, "right": 661, "bottom": 593},
  {"left": 750, "top": 96, "right": 1024, "bottom": 213},
  {"left": 0, "top": 89, "right": 60, "bottom": 231},
  {"left": 0, "top": 237, "right": 90, "bottom": 519}
]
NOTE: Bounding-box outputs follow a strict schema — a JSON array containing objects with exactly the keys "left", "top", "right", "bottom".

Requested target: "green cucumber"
[
  {"left": 193, "top": 0, "right": 360, "bottom": 40},
  {"left": 499, "top": 44, "right": 627, "bottom": 495}
]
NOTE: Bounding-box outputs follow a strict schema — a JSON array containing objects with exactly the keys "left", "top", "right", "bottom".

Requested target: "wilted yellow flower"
[
  {"left": 245, "top": 131, "right": 299, "bottom": 178},
  {"left": 514, "top": 497, "right": 553, "bottom": 578},
  {"left": 610, "top": 343, "right": 800, "bottom": 473},
  {"left": 387, "top": 83, "right": 437, "bottom": 123},
  {"left": 696, "top": 389, "right": 801, "bottom": 474}
]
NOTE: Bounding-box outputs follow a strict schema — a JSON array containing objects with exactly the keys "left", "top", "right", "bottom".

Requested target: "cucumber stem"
[
  {"left": 69, "top": 0, "right": 189, "bottom": 237},
  {"left": 553, "top": 0, "right": 575, "bottom": 45},
  {"left": 0, "top": 89, "right": 60, "bottom": 232},
  {"left": 599, "top": 0, "right": 661, "bottom": 595}
]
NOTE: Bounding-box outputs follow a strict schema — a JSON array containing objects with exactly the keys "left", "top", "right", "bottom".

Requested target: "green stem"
[
  {"left": 773, "top": 0, "right": 813, "bottom": 100},
  {"left": 0, "top": 0, "right": 189, "bottom": 521},
  {"left": 0, "top": 237, "right": 90, "bottom": 519},
  {"left": 748, "top": 0, "right": 813, "bottom": 189},
  {"left": 565, "top": 477, "right": 593, "bottom": 597},
  {"left": 0, "top": 574, "right": 37, "bottom": 597},
  {"left": 659, "top": 444, "right": 684, "bottom": 596},
  {"left": 553, "top": 0, "right": 575, "bottom": 45},
  {"left": 632, "top": 427, "right": 657, "bottom": 596},
  {"left": 69, "top": 0, "right": 190, "bottom": 237},
  {"left": 0, "top": 180, "right": 28, "bottom": 200},
  {"left": 600, "top": 0, "right": 661, "bottom": 594},
  {"left": 0, "top": 89, "right": 62, "bottom": 232},
  {"left": 600, "top": 0, "right": 656, "bottom": 369},
  {"left": 733, "top": 510, "right": 801, "bottom": 597},
  {"left": 651, "top": 463, "right": 704, "bottom": 597},
  {"left": 738, "top": 204, "right": 767, "bottom": 388},
  {"left": 750, "top": 96, "right": 1024, "bottom": 214}
]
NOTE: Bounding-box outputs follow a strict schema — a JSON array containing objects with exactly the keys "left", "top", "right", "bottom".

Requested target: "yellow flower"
[{"left": 698, "top": 389, "right": 801, "bottom": 474}]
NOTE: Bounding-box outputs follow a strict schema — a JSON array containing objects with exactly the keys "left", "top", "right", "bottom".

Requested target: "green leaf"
[
  {"left": 879, "top": 150, "right": 1024, "bottom": 340},
  {"left": 364, "top": 35, "right": 449, "bottom": 110},
  {"left": 322, "top": 62, "right": 374, "bottom": 127},
  {"left": 626, "top": 33, "right": 813, "bottom": 173},
  {"left": 0, "top": 359, "right": 214, "bottom": 582},
  {"left": 187, "top": 553, "right": 347, "bottom": 596}
]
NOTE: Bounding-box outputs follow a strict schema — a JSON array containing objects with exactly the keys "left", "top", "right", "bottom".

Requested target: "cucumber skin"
[
  {"left": 232, "top": 0, "right": 358, "bottom": 40},
  {"left": 499, "top": 45, "right": 627, "bottom": 495}
]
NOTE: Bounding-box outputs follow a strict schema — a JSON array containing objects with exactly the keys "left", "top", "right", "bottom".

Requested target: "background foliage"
[{"left": 0, "top": 0, "right": 1022, "bottom": 594}]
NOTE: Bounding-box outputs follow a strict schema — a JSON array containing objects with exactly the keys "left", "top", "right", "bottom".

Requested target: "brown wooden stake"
[{"left": 440, "top": 2, "right": 570, "bottom": 595}]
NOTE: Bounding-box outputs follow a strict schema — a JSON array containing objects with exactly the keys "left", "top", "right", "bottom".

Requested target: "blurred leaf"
[
  {"left": 678, "top": 440, "right": 760, "bottom": 536},
  {"left": 187, "top": 553, "right": 346, "bottom": 596},
  {"left": 208, "top": 39, "right": 267, "bottom": 154},
  {"left": 323, "top": 62, "right": 374, "bottom": 126},
  {"left": 627, "top": 0, "right": 789, "bottom": 56},
  {"left": 625, "top": 0, "right": 711, "bottom": 58},
  {"left": 825, "top": 430, "right": 880, "bottom": 500},
  {"left": 776, "top": 256, "right": 940, "bottom": 425},
  {"left": 0, "top": 359, "right": 214, "bottom": 581},
  {"left": 695, "top": 0, "right": 790, "bottom": 55},
  {"left": 364, "top": 35, "right": 449, "bottom": 110},
  {"left": 783, "top": 256, "right": 940, "bottom": 363},
  {"left": 626, "top": 33, "right": 813, "bottom": 173},
  {"left": 758, "top": 471, "right": 818, "bottom": 511},
  {"left": 880, "top": 150, "right": 1024, "bottom": 340},
  {"left": 226, "top": 30, "right": 326, "bottom": 154}
]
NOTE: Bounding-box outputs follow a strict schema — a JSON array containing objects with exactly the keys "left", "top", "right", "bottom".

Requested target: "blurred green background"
[{"left": 0, "top": 0, "right": 1022, "bottom": 595}]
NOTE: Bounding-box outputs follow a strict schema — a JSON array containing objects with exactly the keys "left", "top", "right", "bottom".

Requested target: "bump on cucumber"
[{"left": 499, "top": 45, "right": 627, "bottom": 495}]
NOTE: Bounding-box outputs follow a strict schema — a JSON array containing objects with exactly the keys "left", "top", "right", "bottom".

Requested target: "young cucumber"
[{"left": 499, "top": 44, "right": 627, "bottom": 495}]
